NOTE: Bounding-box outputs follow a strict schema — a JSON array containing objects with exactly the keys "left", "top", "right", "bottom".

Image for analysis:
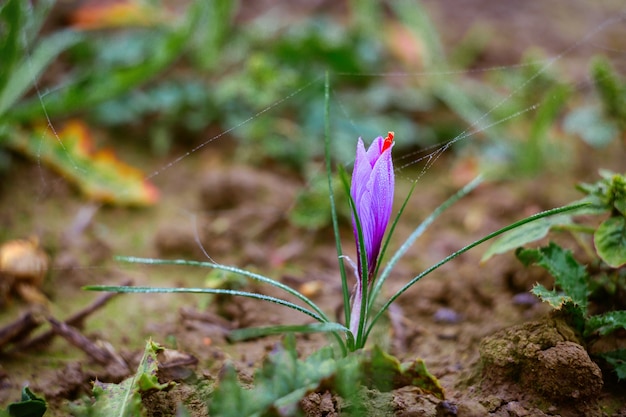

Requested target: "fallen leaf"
[
  {"left": 70, "top": 0, "right": 164, "bottom": 30},
  {"left": 5, "top": 120, "right": 159, "bottom": 206}
]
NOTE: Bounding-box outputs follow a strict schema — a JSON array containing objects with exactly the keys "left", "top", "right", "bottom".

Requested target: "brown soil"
[
  {"left": 1, "top": 135, "right": 625, "bottom": 416},
  {"left": 1, "top": 1, "right": 626, "bottom": 416}
]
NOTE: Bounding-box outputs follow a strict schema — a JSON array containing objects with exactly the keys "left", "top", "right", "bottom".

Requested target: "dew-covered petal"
[
  {"left": 351, "top": 138, "right": 372, "bottom": 205},
  {"left": 350, "top": 135, "right": 395, "bottom": 279}
]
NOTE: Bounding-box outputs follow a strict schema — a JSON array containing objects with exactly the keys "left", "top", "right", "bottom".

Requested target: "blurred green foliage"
[
  {"left": 289, "top": 172, "right": 350, "bottom": 230},
  {"left": 81, "top": 2, "right": 436, "bottom": 166},
  {"left": 0, "top": 0, "right": 202, "bottom": 204},
  {"left": 0, "top": 0, "right": 81, "bottom": 122},
  {"left": 5, "top": 2, "right": 203, "bottom": 121},
  {"left": 0, "top": 0, "right": 624, "bottom": 203},
  {"left": 565, "top": 57, "right": 626, "bottom": 148},
  {"left": 0, "top": 0, "right": 205, "bottom": 178}
]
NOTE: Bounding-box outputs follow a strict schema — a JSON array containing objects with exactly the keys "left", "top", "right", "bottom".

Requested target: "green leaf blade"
[
  {"left": 0, "top": 30, "right": 83, "bottom": 119},
  {"left": 88, "top": 340, "right": 171, "bottom": 417},
  {"left": 5, "top": 387, "right": 47, "bottom": 417},
  {"left": 228, "top": 322, "right": 350, "bottom": 342},
  {"left": 361, "top": 346, "right": 444, "bottom": 399},
  {"left": 598, "top": 349, "right": 626, "bottom": 380},
  {"left": 530, "top": 283, "right": 573, "bottom": 310},
  {"left": 84, "top": 284, "right": 326, "bottom": 324},
  {"left": 482, "top": 214, "right": 572, "bottom": 262},
  {"left": 9, "top": 1, "right": 204, "bottom": 122},
  {"left": 564, "top": 105, "right": 620, "bottom": 148},
  {"left": 371, "top": 175, "right": 483, "bottom": 310},
  {"left": 0, "top": 0, "right": 24, "bottom": 93},
  {"left": 209, "top": 335, "right": 339, "bottom": 417},
  {"left": 516, "top": 243, "right": 589, "bottom": 314},
  {"left": 368, "top": 202, "right": 589, "bottom": 338},
  {"left": 594, "top": 216, "right": 626, "bottom": 268},
  {"left": 586, "top": 311, "right": 626, "bottom": 337}
]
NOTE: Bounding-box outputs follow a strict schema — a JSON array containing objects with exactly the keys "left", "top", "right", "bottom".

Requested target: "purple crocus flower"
[
  {"left": 351, "top": 131, "right": 395, "bottom": 280},
  {"left": 349, "top": 132, "right": 395, "bottom": 336}
]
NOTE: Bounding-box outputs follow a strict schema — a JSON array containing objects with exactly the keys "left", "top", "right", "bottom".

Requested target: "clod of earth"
[{"left": 477, "top": 314, "right": 604, "bottom": 416}]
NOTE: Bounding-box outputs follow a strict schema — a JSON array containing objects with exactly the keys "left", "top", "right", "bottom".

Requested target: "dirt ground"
[
  {"left": 1, "top": 1, "right": 626, "bottom": 416},
  {"left": 1, "top": 135, "right": 625, "bottom": 416}
]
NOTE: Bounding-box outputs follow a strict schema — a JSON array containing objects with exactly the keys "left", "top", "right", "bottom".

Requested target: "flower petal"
[
  {"left": 351, "top": 138, "right": 371, "bottom": 205},
  {"left": 350, "top": 136, "right": 395, "bottom": 279},
  {"left": 365, "top": 136, "right": 384, "bottom": 166}
]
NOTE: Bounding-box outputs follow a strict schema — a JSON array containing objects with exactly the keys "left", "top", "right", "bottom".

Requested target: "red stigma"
[{"left": 382, "top": 131, "right": 394, "bottom": 152}]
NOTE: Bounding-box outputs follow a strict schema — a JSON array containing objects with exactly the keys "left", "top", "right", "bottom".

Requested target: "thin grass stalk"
[
  {"left": 113, "top": 256, "right": 330, "bottom": 323},
  {"left": 85, "top": 285, "right": 326, "bottom": 323},
  {"left": 324, "top": 72, "right": 352, "bottom": 337},
  {"left": 228, "top": 322, "right": 350, "bottom": 342}
]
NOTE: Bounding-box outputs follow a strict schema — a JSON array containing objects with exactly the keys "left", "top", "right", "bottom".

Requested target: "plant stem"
[{"left": 324, "top": 71, "right": 352, "bottom": 333}]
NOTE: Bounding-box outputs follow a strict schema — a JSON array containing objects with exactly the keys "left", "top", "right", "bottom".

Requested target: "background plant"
[
  {"left": 2, "top": 0, "right": 621, "bottom": 210},
  {"left": 0, "top": 0, "right": 204, "bottom": 205},
  {"left": 483, "top": 170, "right": 626, "bottom": 379}
]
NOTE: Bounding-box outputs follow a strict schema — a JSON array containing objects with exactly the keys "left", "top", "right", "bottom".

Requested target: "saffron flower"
[
  {"left": 351, "top": 131, "right": 395, "bottom": 279},
  {"left": 349, "top": 132, "right": 395, "bottom": 335}
]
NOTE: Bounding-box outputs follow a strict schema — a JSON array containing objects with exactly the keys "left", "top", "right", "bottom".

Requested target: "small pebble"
[
  {"left": 512, "top": 292, "right": 538, "bottom": 306},
  {"left": 505, "top": 401, "right": 530, "bottom": 416},
  {"left": 479, "top": 396, "right": 503, "bottom": 412},
  {"left": 436, "top": 400, "right": 458, "bottom": 416},
  {"left": 437, "top": 329, "right": 458, "bottom": 341},
  {"left": 433, "top": 307, "right": 463, "bottom": 324},
  {"left": 456, "top": 399, "right": 489, "bottom": 417}
]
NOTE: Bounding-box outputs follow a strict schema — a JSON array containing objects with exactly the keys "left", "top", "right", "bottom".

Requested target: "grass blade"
[
  {"left": 84, "top": 285, "right": 326, "bottom": 323},
  {"left": 366, "top": 201, "right": 590, "bottom": 339},
  {"left": 228, "top": 322, "right": 350, "bottom": 342},
  {"left": 113, "top": 256, "right": 329, "bottom": 322},
  {"left": 324, "top": 72, "right": 352, "bottom": 333},
  {"left": 0, "top": 30, "right": 83, "bottom": 118},
  {"left": 10, "top": 1, "right": 203, "bottom": 121}
]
